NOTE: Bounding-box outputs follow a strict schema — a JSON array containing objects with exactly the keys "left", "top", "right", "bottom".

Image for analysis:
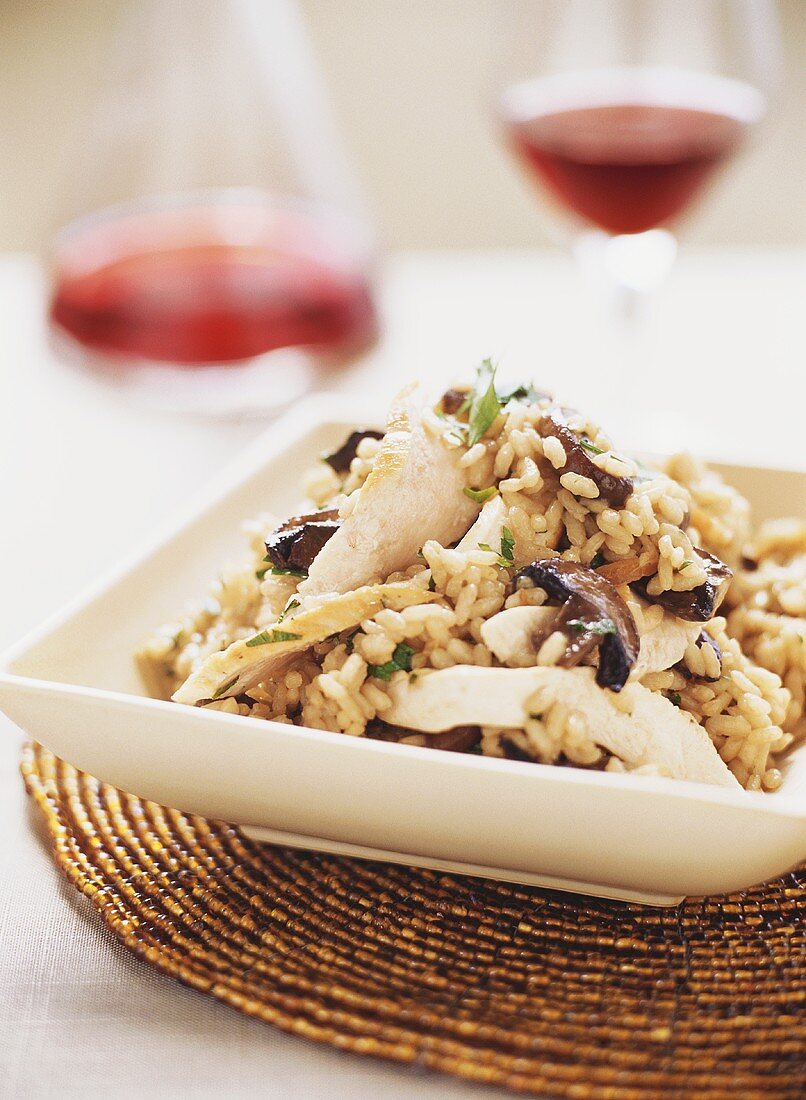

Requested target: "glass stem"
[{"left": 572, "top": 228, "right": 678, "bottom": 322}]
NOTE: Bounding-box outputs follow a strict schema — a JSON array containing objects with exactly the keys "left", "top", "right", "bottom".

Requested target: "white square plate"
[{"left": 1, "top": 396, "right": 804, "bottom": 907}]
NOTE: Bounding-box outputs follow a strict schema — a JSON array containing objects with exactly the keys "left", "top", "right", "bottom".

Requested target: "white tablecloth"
[{"left": 1, "top": 250, "right": 804, "bottom": 1098}]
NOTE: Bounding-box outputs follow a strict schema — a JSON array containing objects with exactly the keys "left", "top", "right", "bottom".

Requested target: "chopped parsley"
[
  {"left": 668, "top": 691, "right": 682, "bottom": 707},
  {"left": 464, "top": 485, "right": 498, "bottom": 504},
  {"left": 566, "top": 618, "right": 617, "bottom": 636},
  {"left": 264, "top": 560, "right": 309, "bottom": 579},
  {"left": 277, "top": 597, "right": 301, "bottom": 623},
  {"left": 678, "top": 560, "right": 693, "bottom": 571},
  {"left": 368, "top": 642, "right": 416, "bottom": 681},
  {"left": 256, "top": 564, "right": 307, "bottom": 580},
  {"left": 498, "top": 382, "right": 546, "bottom": 406},
  {"left": 500, "top": 526, "right": 515, "bottom": 563},
  {"left": 211, "top": 675, "right": 240, "bottom": 700},
  {"left": 467, "top": 358, "right": 502, "bottom": 446},
  {"left": 245, "top": 629, "right": 302, "bottom": 647},
  {"left": 479, "top": 525, "right": 516, "bottom": 569}
]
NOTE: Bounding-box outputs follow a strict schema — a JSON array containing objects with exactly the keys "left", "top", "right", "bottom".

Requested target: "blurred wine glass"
[
  {"left": 47, "top": 0, "right": 377, "bottom": 416},
  {"left": 496, "top": 0, "right": 781, "bottom": 309}
]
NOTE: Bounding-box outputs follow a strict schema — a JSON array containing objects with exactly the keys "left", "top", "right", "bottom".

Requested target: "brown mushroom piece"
[
  {"left": 366, "top": 720, "right": 481, "bottom": 754},
  {"left": 264, "top": 509, "right": 341, "bottom": 573},
  {"left": 438, "top": 387, "right": 469, "bottom": 415},
  {"left": 538, "top": 408, "right": 633, "bottom": 508},
  {"left": 322, "top": 429, "right": 383, "bottom": 474},
  {"left": 511, "top": 559, "right": 640, "bottom": 692},
  {"left": 633, "top": 549, "right": 732, "bottom": 622}
]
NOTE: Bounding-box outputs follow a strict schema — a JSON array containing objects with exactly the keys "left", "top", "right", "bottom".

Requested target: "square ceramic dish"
[{"left": 1, "top": 395, "right": 804, "bottom": 907}]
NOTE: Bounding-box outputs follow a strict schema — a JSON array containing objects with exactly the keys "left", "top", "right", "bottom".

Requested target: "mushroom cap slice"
[
  {"left": 173, "top": 580, "right": 436, "bottom": 705},
  {"left": 634, "top": 549, "right": 732, "bottom": 622},
  {"left": 384, "top": 666, "right": 738, "bottom": 788},
  {"left": 539, "top": 408, "right": 633, "bottom": 507},
  {"left": 299, "top": 383, "right": 480, "bottom": 599},
  {"left": 512, "top": 560, "right": 640, "bottom": 690}
]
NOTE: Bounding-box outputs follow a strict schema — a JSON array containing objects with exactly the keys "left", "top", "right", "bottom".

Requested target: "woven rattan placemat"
[{"left": 22, "top": 742, "right": 805, "bottom": 1098}]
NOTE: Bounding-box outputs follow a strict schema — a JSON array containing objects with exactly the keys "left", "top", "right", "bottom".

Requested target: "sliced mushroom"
[
  {"left": 633, "top": 549, "right": 732, "bottom": 622},
  {"left": 322, "top": 429, "right": 383, "bottom": 473},
  {"left": 438, "top": 387, "right": 469, "bottom": 415},
  {"left": 366, "top": 720, "right": 481, "bottom": 754},
  {"left": 539, "top": 408, "right": 633, "bottom": 507},
  {"left": 512, "top": 560, "right": 640, "bottom": 691},
  {"left": 383, "top": 666, "right": 738, "bottom": 787},
  {"left": 264, "top": 509, "right": 340, "bottom": 573}
]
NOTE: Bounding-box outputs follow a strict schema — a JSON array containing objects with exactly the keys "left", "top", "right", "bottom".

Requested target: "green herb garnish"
[
  {"left": 245, "top": 629, "right": 302, "bottom": 647},
  {"left": 479, "top": 526, "right": 516, "bottom": 569},
  {"left": 500, "top": 526, "right": 515, "bottom": 564},
  {"left": 267, "top": 563, "right": 309, "bottom": 579},
  {"left": 669, "top": 691, "right": 682, "bottom": 707},
  {"left": 368, "top": 642, "right": 416, "bottom": 681},
  {"left": 277, "top": 597, "right": 301, "bottom": 624},
  {"left": 566, "top": 618, "right": 617, "bottom": 636},
  {"left": 464, "top": 485, "right": 498, "bottom": 504},
  {"left": 678, "top": 560, "right": 693, "bottom": 571},
  {"left": 258, "top": 564, "right": 308, "bottom": 579},
  {"left": 211, "top": 675, "right": 240, "bottom": 700},
  {"left": 498, "top": 382, "right": 545, "bottom": 406},
  {"left": 579, "top": 438, "right": 605, "bottom": 456},
  {"left": 466, "top": 358, "right": 502, "bottom": 446},
  {"left": 590, "top": 551, "right": 606, "bottom": 569}
]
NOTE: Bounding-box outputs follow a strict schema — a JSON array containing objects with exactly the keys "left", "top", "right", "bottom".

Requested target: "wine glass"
[
  {"left": 46, "top": 0, "right": 378, "bottom": 417},
  {"left": 496, "top": 0, "right": 781, "bottom": 310}
]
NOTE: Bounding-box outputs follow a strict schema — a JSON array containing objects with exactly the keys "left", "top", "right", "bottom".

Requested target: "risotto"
[{"left": 137, "top": 364, "right": 805, "bottom": 791}]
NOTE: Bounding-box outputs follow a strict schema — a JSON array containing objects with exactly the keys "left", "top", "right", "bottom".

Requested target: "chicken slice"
[
  {"left": 480, "top": 603, "right": 701, "bottom": 678},
  {"left": 173, "top": 580, "right": 436, "bottom": 705},
  {"left": 631, "top": 611, "right": 702, "bottom": 679},
  {"left": 456, "top": 494, "right": 506, "bottom": 554},
  {"left": 480, "top": 605, "right": 556, "bottom": 666},
  {"left": 384, "top": 666, "right": 738, "bottom": 787},
  {"left": 299, "top": 383, "right": 479, "bottom": 599}
]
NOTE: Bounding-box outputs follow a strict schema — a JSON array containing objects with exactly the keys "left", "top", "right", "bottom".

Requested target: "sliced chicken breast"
[
  {"left": 173, "top": 580, "right": 436, "bottom": 705},
  {"left": 631, "top": 611, "right": 702, "bottom": 679},
  {"left": 480, "top": 603, "right": 701, "bottom": 678},
  {"left": 299, "top": 383, "right": 479, "bottom": 598},
  {"left": 384, "top": 665, "right": 737, "bottom": 787}
]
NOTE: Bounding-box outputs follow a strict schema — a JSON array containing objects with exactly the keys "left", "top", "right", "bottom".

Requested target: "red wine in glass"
[
  {"left": 49, "top": 195, "right": 377, "bottom": 368},
  {"left": 502, "top": 69, "right": 763, "bottom": 235}
]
